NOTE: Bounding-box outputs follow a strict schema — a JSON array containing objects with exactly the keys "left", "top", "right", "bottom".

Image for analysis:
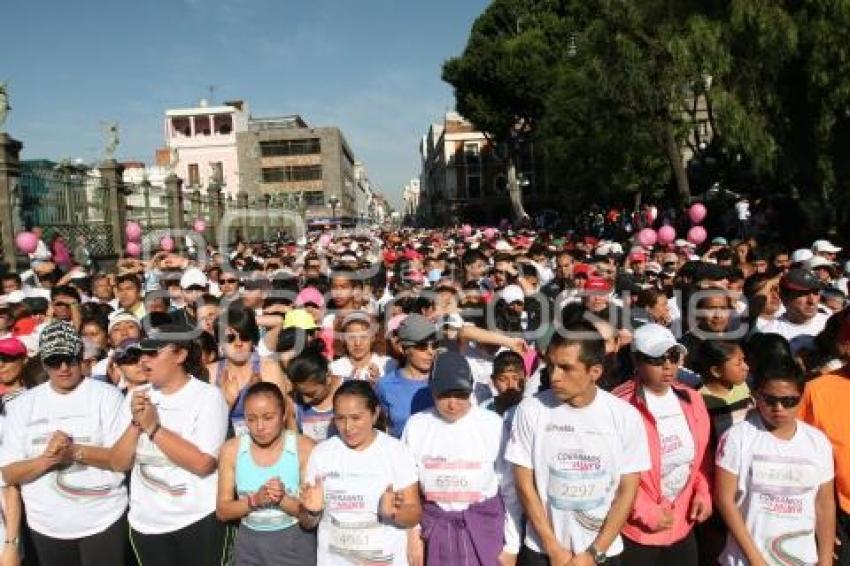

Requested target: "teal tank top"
[{"left": 235, "top": 431, "right": 300, "bottom": 531}]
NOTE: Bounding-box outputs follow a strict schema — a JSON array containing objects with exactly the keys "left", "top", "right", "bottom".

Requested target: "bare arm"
[
  {"left": 715, "top": 467, "right": 767, "bottom": 566},
  {"left": 514, "top": 464, "right": 570, "bottom": 559},
  {"left": 587, "top": 472, "right": 640, "bottom": 555},
  {"left": 2, "top": 485, "right": 22, "bottom": 541},
  {"left": 1, "top": 455, "right": 59, "bottom": 486},
  {"left": 215, "top": 439, "right": 250, "bottom": 522},
  {"left": 109, "top": 424, "right": 141, "bottom": 472},
  {"left": 814, "top": 480, "right": 836, "bottom": 566},
  {"left": 149, "top": 426, "right": 217, "bottom": 477},
  {"left": 459, "top": 325, "right": 527, "bottom": 353},
  {"left": 382, "top": 483, "right": 422, "bottom": 529}
]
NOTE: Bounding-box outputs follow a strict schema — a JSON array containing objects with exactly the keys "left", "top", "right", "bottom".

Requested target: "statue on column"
[
  {"left": 102, "top": 121, "right": 119, "bottom": 159},
  {"left": 0, "top": 82, "right": 10, "bottom": 133}
]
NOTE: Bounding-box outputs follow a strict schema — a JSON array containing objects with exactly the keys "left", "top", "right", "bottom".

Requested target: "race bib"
[
  {"left": 232, "top": 418, "right": 249, "bottom": 438},
  {"left": 548, "top": 466, "right": 612, "bottom": 511},
  {"left": 751, "top": 455, "right": 818, "bottom": 497},
  {"left": 420, "top": 460, "right": 483, "bottom": 503},
  {"left": 328, "top": 515, "right": 392, "bottom": 563}
]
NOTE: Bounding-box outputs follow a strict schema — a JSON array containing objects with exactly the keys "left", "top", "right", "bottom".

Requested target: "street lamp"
[{"left": 328, "top": 194, "right": 340, "bottom": 222}]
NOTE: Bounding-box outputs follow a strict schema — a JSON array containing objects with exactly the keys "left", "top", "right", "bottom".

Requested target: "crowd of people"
[{"left": 0, "top": 222, "right": 848, "bottom": 566}]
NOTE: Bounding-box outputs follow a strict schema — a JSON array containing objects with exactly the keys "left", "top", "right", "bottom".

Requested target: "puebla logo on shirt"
[{"left": 545, "top": 423, "right": 575, "bottom": 433}]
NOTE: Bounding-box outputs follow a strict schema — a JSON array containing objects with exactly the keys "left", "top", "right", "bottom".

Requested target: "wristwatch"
[{"left": 588, "top": 544, "right": 607, "bottom": 564}]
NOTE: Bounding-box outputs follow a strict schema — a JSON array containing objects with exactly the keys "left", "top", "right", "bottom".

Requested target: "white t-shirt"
[
  {"left": 306, "top": 431, "right": 418, "bottom": 566},
  {"left": 759, "top": 311, "right": 829, "bottom": 354},
  {"left": 644, "top": 388, "right": 695, "bottom": 501},
  {"left": 0, "top": 379, "right": 128, "bottom": 539},
  {"left": 118, "top": 377, "right": 229, "bottom": 534},
  {"left": 505, "top": 388, "right": 650, "bottom": 556},
  {"left": 328, "top": 354, "right": 397, "bottom": 381},
  {"left": 402, "top": 406, "right": 522, "bottom": 554},
  {"left": 716, "top": 414, "right": 834, "bottom": 566}
]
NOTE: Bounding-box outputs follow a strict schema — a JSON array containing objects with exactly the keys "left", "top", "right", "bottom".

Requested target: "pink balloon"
[
  {"left": 637, "top": 228, "right": 657, "bottom": 248},
  {"left": 688, "top": 225, "right": 708, "bottom": 245},
  {"left": 460, "top": 225, "right": 472, "bottom": 237},
  {"left": 483, "top": 228, "right": 497, "bottom": 240},
  {"left": 125, "top": 221, "right": 142, "bottom": 242},
  {"left": 688, "top": 203, "right": 707, "bottom": 224},
  {"left": 160, "top": 236, "right": 175, "bottom": 252},
  {"left": 657, "top": 225, "right": 677, "bottom": 245},
  {"left": 126, "top": 242, "right": 141, "bottom": 258},
  {"left": 15, "top": 231, "right": 38, "bottom": 254},
  {"left": 193, "top": 218, "right": 207, "bottom": 233},
  {"left": 319, "top": 234, "right": 332, "bottom": 247}
]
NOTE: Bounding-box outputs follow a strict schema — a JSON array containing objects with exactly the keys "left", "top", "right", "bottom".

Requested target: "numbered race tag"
[
  {"left": 548, "top": 466, "right": 612, "bottom": 511},
  {"left": 328, "top": 515, "right": 392, "bottom": 563},
  {"left": 420, "top": 460, "right": 483, "bottom": 504}
]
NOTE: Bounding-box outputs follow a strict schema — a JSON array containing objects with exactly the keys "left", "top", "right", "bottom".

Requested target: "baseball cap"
[
  {"left": 107, "top": 311, "right": 141, "bottom": 334},
  {"left": 585, "top": 277, "right": 612, "bottom": 292},
  {"left": 711, "top": 237, "right": 728, "bottom": 246},
  {"left": 780, "top": 268, "right": 824, "bottom": 292},
  {"left": 39, "top": 321, "right": 84, "bottom": 360},
  {"left": 138, "top": 322, "right": 197, "bottom": 351},
  {"left": 631, "top": 323, "right": 687, "bottom": 358},
  {"left": 113, "top": 338, "right": 143, "bottom": 364},
  {"left": 791, "top": 249, "right": 814, "bottom": 264},
  {"left": 283, "top": 309, "right": 317, "bottom": 330},
  {"left": 0, "top": 337, "right": 27, "bottom": 358},
  {"left": 295, "top": 287, "right": 325, "bottom": 308},
  {"left": 179, "top": 268, "right": 208, "bottom": 290},
  {"left": 385, "top": 314, "right": 408, "bottom": 338},
  {"left": 3, "top": 290, "right": 25, "bottom": 304},
  {"left": 340, "top": 311, "right": 373, "bottom": 330},
  {"left": 499, "top": 284, "right": 525, "bottom": 305},
  {"left": 645, "top": 262, "right": 662, "bottom": 274},
  {"left": 573, "top": 263, "right": 593, "bottom": 278},
  {"left": 804, "top": 256, "right": 837, "bottom": 272},
  {"left": 429, "top": 350, "right": 473, "bottom": 396},
  {"left": 812, "top": 239, "right": 842, "bottom": 254},
  {"left": 629, "top": 251, "right": 647, "bottom": 263},
  {"left": 397, "top": 314, "right": 437, "bottom": 346}
]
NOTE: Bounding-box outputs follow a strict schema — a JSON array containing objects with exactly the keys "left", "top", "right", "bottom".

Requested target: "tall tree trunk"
[
  {"left": 663, "top": 125, "right": 691, "bottom": 204},
  {"left": 507, "top": 150, "right": 529, "bottom": 223}
]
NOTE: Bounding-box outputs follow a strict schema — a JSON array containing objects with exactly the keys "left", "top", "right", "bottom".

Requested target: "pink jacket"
[{"left": 613, "top": 379, "right": 712, "bottom": 546}]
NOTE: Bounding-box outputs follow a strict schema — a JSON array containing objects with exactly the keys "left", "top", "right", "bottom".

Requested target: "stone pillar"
[
  {"left": 207, "top": 182, "right": 222, "bottom": 247},
  {"left": 237, "top": 190, "right": 248, "bottom": 243},
  {"left": 0, "top": 134, "right": 22, "bottom": 271},
  {"left": 164, "top": 173, "right": 185, "bottom": 236},
  {"left": 99, "top": 159, "right": 126, "bottom": 258},
  {"left": 262, "top": 193, "right": 272, "bottom": 242}
]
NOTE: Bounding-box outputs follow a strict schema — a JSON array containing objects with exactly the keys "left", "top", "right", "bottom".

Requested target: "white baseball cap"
[
  {"left": 631, "top": 323, "right": 687, "bottom": 358},
  {"left": 179, "top": 268, "right": 209, "bottom": 290},
  {"left": 499, "top": 284, "right": 525, "bottom": 304},
  {"left": 791, "top": 248, "right": 814, "bottom": 264},
  {"left": 812, "top": 239, "right": 842, "bottom": 254}
]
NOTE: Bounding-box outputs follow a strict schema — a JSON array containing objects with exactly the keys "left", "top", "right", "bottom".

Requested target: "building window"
[
  {"left": 188, "top": 164, "right": 200, "bottom": 186},
  {"left": 210, "top": 162, "right": 223, "bottom": 184},
  {"left": 303, "top": 191, "right": 325, "bottom": 206},
  {"left": 464, "top": 142, "right": 481, "bottom": 174},
  {"left": 259, "top": 138, "right": 321, "bottom": 157},
  {"left": 261, "top": 165, "right": 323, "bottom": 183},
  {"left": 467, "top": 175, "right": 482, "bottom": 199}
]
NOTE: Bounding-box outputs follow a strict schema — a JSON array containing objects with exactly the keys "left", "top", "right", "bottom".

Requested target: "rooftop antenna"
[{"left": 207, "top": 84, "right": 217, "bottom": 105}]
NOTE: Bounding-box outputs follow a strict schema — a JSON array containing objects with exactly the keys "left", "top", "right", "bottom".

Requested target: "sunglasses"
[
  {"left": 0, "top": 354, "right": 24, "bottom": 363},
  {"left": 225, "top": 332, "right": 252, "bottom": 343},
  {"left": 53, "top": 302, "right": 73, "bottom": 308},
  {"left": 115, "top": 352, "right": 141, "bottom": 365},
  {"left": 219, "top": 278, "right": 239, "bottom": 285},
  {"left": 758, "top": 392, "right": 801, "bottom": 409},
  {"left": 640, "top": 350, "right": 682, "bottom": 366},
  {"left": 411, "top": 340, "right": 440, "bottom": 351},
  {"left": 43, "top": 354, "right": 80, "bottom": 369}
]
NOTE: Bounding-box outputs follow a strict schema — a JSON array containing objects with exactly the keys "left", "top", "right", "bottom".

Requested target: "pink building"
[{"left": 164, "top": 99, "right": 249, "bottom": 197}]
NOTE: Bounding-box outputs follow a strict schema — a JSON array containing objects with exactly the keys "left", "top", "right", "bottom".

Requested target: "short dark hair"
[
  {"left": 548, "top": 321, "right": 606, "bottom": 369},
  {"left": 287, "top": 350, "right": 330, "bottom": 385},
  {"left": 51, "top": 285, "right": 81, "bottom": 303},
  {"left": 218, "top": 304, "right": 260, "bottom": 345},
  {"left": 244, "top": 381, "right": 286, "bottom": 411},
  {"left": 116, "top": 273, "right": 141, "bottom": 290},
  {"left": 334, "top": 380, "right": 379, "bottom": 414},
  {"left": 493, "top": 350, "right": 525, "bottom": 377},
  {"left": 462, "top": 249, "right": 486, "bottom": 267}
]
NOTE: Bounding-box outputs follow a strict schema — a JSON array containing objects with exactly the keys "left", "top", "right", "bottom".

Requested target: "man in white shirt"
[
  {"left": 759, "top": 268, "right": 830, "bottom": 354},
  {"left": 506, "top": 321, "right": 650, "bottom": 566}
]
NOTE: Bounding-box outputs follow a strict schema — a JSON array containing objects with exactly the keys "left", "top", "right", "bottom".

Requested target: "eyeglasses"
[
  {"left": 640, "top": 350, "right": 682, "bottom": 366},
  {"left": 758, "top": 392, "right": 801, "bottom": 409},
  {"left": 43, "top": 354, "right": 80, "bottom": 369},
  {"left": 411, "top": 340, "right": 440, "bottom": 351}
]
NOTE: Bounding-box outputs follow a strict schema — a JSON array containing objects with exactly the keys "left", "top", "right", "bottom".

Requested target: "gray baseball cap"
[{"left": 397, "top": 314, "right": 437, "bottom": 346}]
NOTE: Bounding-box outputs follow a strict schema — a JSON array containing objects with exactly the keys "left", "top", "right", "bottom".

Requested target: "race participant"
[
  {"left": 0, "top": 322, "right": 128, "bottom": 566},
  {"left": 216, "top": 382, "right": 317, "bottom": 566},
  {"left": 110, "top": 323, "right": 230, "bottom": 566},
  {"left": 301, "top": 380, "right": 422, "bottom": 565},
  {"left": 715, "top": 356, "right": 834, "bottom": 566},
  {"left": 505, "top": 321, "right": 650, "bottom": 566},
  {"left": 288, "top": 350, "right": 342, "bottom": 442},
  {"left": 613, "top": 324, "right": 712, "bottom": 565},
  {"left": 402, "top": 350, "right": 521, "bottom": 565},
  {"left": 329, "top": 311, "right": 395, "bottom": 383}
]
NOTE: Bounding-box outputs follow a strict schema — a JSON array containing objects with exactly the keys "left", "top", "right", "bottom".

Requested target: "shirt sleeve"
[
  {"left": 392, "top": 440, "right": 419, "bottom": 490},
  {"left": 192, "top": 386, "right": 229, "bottom": 457},
  {"left": 504, "top": 399, "right": 535, "bottom": 469},
  {"left": 815, "top": 432, "right": 835, "bottom": 484},
  {"left": 102, "top": 385, "right": 131, "bottom": 446},
  {"left": 619, "top": 404, "right": 651, "bottom": 474},
  {"left": 0, "top": 397, "right": 29, "bottom": 467},
  {"left": 715, "top": 424, "right": 742, "bottom": 475}
]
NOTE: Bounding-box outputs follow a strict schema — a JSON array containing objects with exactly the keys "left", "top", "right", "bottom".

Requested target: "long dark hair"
[{"left": 333, "top": 380, "right": 388, "bottom": 432}]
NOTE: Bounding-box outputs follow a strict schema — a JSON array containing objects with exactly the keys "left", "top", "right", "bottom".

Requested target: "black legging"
[
  {"left": 130, "top": 513, "right": 227, "bottom": 566},
  {"left": 29, "top": 514, "right": 128, "bottom": 566},
  {"left": 621, "top": 530, "right": 699, "bottom": 566}
]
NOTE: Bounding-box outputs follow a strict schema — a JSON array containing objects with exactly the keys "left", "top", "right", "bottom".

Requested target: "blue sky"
[{"left": 1, "top": 0, "right": 490, "bottom": 208}]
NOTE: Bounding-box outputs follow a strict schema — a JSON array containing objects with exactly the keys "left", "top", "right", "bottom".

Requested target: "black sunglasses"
[
  {"left": 43, "top": 354, "right": 80, "bottom": 369},
  {"left": 115, "top": 352, "right": 141, "bottom": 365},
  {"left": 640, "top": 350, "right": 682, "bottom": 366},
  {"left": 225, "top": 332, "right": 252, "bottom": 344},
  {"left": 219, "top": 278, "right": 239, "bottom": 284},
  {"left": 0, "top": 354, "right": 24, "bottom": 363},
  {"left": 758, "top": 392, "right": 801, "bottom": 409},
  {"left": 411, "top": 340, "right": 440, "bottom": 351}
]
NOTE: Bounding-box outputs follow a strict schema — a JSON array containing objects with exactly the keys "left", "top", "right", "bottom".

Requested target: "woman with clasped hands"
[{"left": 300, "top": 381, "right": 422, "bottom": 565}]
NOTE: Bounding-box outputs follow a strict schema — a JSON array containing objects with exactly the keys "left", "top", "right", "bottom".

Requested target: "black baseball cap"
[
  {"left": 781, "top": 268, "right": 824, "bottom": 292},
  {"left": 429, "top": 350, "right": 473, "bottom": 396}
]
